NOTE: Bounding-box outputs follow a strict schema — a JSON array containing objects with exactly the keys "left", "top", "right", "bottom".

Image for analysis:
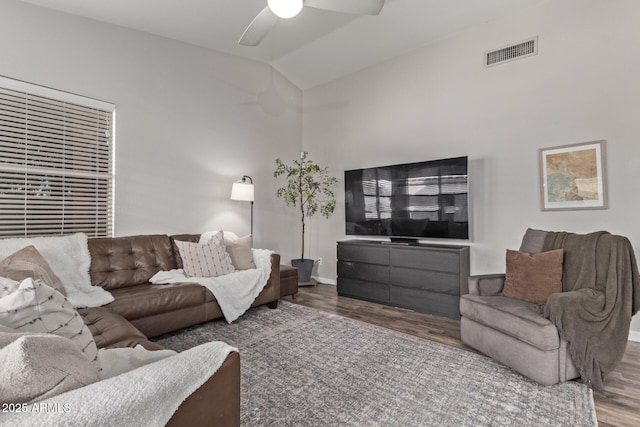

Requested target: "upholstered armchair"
[
  {"left": 460, "top": 228, "right": 639, "bottom": 388},
  {"left": 460, "top": 272, "right": 579, "bottom": 386}
]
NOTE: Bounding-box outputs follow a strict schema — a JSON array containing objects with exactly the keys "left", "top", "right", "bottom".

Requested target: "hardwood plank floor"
[{"left": 285, "top": 284, "right": 640, "bottom": 427}]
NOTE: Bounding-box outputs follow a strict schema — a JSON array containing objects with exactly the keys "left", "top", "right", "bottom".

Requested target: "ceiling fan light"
[{"left": 268, "top": 0, "right": 303, "bottom": 19}]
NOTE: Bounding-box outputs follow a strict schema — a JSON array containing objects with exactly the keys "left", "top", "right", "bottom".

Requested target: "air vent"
[{"left": 485, "top": 37, "right": 538, "bottom": 68}]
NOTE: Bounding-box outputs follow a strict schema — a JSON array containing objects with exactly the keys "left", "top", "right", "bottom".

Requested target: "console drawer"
[
  {"left": 338, "top": 261, "right": 389, "bottom": 283},
  {"left": 390, "top": 247, "right": 460, "bottom": 273},
  {"left": 338, "top": 243, "right": 389, "bottom": 265},
  {"left": 390, "top": 286, "right": 460, "bottom": 318},
  {"left": 338, "top": 277, "right": 389, "bottom": 304},
  {"left": 390, "top": 267, "right": 460, "bottom": 295}
]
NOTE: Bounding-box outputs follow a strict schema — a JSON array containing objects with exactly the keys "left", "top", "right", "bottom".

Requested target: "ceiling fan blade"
[
  {"left": 238, "top": 6, "right": 279, "bottom": 46},
  {"left": 304, "top": 0, "right": 385, "bottom": 15}
]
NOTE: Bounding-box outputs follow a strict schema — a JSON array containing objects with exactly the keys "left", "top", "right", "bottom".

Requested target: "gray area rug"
[{"left": 154, "top": 301, "right": 597, "bottom": 427}]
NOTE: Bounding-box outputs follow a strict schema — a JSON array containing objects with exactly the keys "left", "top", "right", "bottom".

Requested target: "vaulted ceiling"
[{"left": 19, "top": 0, "right": 546, "bottom": 89}]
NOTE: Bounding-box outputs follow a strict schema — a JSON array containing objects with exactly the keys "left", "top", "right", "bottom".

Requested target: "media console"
[{"left": 337, "top": 240, "right": 470, "bottom": 318}]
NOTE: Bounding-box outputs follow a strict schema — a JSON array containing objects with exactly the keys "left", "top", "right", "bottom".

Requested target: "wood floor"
[{"left": 285, "top": 284, "right": 640, "bottom": 427}]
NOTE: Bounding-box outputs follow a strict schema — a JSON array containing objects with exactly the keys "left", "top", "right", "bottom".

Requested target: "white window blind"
[{"left": 0, "top": 76, "right": 115, "bottom": 238}]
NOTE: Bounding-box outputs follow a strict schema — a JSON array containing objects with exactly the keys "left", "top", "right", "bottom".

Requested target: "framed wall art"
[{"left": 539, "top": 140, "right": 607, "bottom": 211}]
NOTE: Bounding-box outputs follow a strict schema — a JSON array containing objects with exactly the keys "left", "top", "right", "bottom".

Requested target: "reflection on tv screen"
[{"left": 344, "top": 156, "right": 468, "bottom": 240}]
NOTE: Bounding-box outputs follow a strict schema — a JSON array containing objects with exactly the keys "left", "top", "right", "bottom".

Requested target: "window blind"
[{"left": 0, "top": 76, "right": 115, "bottom": 238}]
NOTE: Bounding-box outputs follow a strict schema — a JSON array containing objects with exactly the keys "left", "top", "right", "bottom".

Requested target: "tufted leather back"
[
  {"left": 88, "top": 234, "right": 178, "bottom": 290},
  {"left": 169, "top": 233, "right": 200, "bottom": 270}
]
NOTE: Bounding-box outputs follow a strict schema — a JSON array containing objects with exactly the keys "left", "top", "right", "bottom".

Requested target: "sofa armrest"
[
  {"left": 166, "top": 351, "right": 240, "bottom": 427},
  {"left": 468, "top": 274, "right": 506, "bottom": 296},
  {"left": 268, "top": 253, "right": 281, "bottom": 298}
]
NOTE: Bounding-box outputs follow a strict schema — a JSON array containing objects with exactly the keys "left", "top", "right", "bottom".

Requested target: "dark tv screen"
[{"left": 344, "top": 156, "right": 469, "bottom": 240}]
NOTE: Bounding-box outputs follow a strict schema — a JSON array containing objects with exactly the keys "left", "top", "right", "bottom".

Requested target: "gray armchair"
[
  {"left": 460, "top": 273, "right": 579, "bottom": 386},
  {"left": 459, "top": 229, "right": 579, "bottom": 386},
  {"left": 461, "top": 227, "right": 639, "bottom": 389}
]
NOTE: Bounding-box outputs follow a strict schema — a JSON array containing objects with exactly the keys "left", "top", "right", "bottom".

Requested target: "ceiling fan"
[{"left": 239, "top": 0, "right": 385, "bottom": 46}]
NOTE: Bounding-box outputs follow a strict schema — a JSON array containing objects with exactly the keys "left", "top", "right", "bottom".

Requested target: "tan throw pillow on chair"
[
  {"left": 0, "top": 245, "right": 67, "bottom": 296},
  {"left": 501, "top": 249, "right": 563, "bottom": 304},
  {"left": 225, "top": 235, "right": 256, "bottom": 270}
]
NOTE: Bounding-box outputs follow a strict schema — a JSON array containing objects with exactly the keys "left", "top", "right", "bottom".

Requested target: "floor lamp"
[{"left": 230, "top": 175, "right": 254, "bottom": 236}]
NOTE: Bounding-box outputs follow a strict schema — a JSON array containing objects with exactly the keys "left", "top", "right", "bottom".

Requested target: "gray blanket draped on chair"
[{"left": 543, "top": 231, "right": 640, "bottom": 390}]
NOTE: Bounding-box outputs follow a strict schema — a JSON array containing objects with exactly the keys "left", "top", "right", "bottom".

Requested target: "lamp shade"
[
  {"left": 231, "top": 182, "right": 254, "bottom": 202},
  {"left": 268, "top": 0, "right": 303, "bottom": 18}
]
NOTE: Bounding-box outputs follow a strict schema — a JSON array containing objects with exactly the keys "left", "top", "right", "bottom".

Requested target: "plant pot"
[{"left": 291, "top": 258, "right": 314, "bottom": 283}]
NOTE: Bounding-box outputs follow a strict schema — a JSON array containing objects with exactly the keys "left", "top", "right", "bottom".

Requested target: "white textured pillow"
[
  {"left": 0, "top": 278, "right": 99, "bottom": 369},
  {"left": 199, "top": 230, "right": 239, "bottom": 244},
  {"left": 0, "top": 326, "right": 99, "bottom": 403},
  {"left": 176, "top": 232, "right": 235, "bottom": 277}
]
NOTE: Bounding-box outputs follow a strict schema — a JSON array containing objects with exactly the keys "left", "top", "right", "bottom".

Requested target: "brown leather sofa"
[
  {"left": 78, "top": 233, "right": 280, "bottom": 427},
  {"left": 87, "top": 233, "right": 280, "bottom": 337},
  {"left": 77, "top": 306, "right": 240, "bottom": 426}
]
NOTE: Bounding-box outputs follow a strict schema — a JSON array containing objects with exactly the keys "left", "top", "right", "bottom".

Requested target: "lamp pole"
[{"left": 242, "top": 175, "right": 254, "bottom": 236}]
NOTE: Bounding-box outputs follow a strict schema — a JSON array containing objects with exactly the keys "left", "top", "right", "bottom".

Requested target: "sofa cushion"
[
  {"left": 501, "top": 249, "right": 563, "bottom": 304},
  {"left": 106, "top": 283, "right": 211, "bottom": 320},
  {"left": 459, "top": 294, "right": 560, "bottom": 351},
  {"left": 89, "top": 235, "right": 178, "bottom": 290},
  {"left": 0, "top": 325, "right": 99, "bottom": 403},
  {"left": 78, "top": 306, "right": 164, "bottom": 351},
  {"left": 0, "top": 278, "right": 100, "bottom": 368},
  {"left": 0, "top": 245, "right": 67, "bottom": 296}
]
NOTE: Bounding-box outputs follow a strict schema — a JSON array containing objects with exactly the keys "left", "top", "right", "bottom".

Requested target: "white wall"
[
  {"left": 0, "top": 0, "right": 302, "bottom": 259},
  {"left": 302, "top": 0, "right": 640, "bottom": 334}
]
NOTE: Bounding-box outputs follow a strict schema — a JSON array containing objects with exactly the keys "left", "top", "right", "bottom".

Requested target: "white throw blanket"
[
  {"left": 97, "top": 345, "right": 177, "bottom": 380},
  {"left": 0, "top": 233, "right": 113, "bottom": 308},
  {"left": 151, "top": 248, "right": 273, "bottom": 323},
  {"left": 0, "top": 341, "right": 237, "bottom": 427}
]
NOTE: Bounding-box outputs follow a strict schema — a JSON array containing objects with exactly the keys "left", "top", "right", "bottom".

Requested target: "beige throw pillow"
[
  {"left": 0, "top": 278, "right": 99, "bottom": 368},
  {"left": 501, "top": 249, "right": 564, "bottom": 304},
  {"left": 0, "top": 245, "right": 67, "bottom": 296},
  {"left": 175, "top": 231, "right": 235, "bottom": 277},
  {"left": 0, "top": 325, "right": 99, "bottom": 403},
  {"left": 225, "top": 235, "right": 256, "bottom": 270}
]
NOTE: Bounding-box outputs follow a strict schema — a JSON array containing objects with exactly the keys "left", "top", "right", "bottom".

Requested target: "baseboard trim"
[
  {"left": 312, "top": 276, "right": 336, "bottom": 285},
  {"left": 629, "top": 330, "right": 640, "bottom": 342}
]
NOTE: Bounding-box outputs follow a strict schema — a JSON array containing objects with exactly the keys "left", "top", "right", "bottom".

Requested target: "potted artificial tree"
[{"left": 274, "top": 152, "right": 338, "bottom": 283}]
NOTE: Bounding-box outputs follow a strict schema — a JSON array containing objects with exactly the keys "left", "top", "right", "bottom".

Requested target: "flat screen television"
[{"left": 344, "top": 156, "right": 469, "bottom": 241}]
